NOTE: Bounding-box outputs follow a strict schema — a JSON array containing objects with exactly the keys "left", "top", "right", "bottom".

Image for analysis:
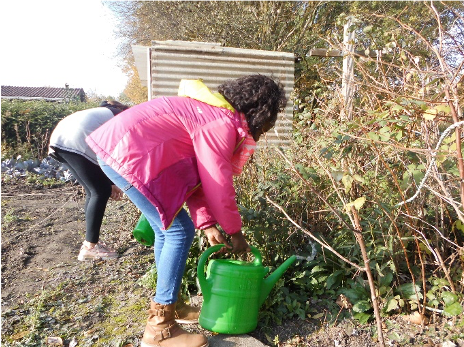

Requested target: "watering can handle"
[
  {"left": 197, "top": 244, "right": 262, "bottom": 268},
  {"left": 197, "top": 244, "right": 263, "bottom": 297}
]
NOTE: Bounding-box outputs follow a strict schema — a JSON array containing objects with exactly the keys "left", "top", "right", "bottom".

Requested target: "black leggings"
[{"left": 54, "top": 149, "right": 113, "bottom": 243}]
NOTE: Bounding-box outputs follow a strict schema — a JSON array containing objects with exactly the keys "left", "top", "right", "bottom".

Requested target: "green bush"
[
  {"left": 232, "top": 109, "right": 463, "bottom": 327},
  {"left": 1, "top": 99, "right": 99, "bottom": 159}
]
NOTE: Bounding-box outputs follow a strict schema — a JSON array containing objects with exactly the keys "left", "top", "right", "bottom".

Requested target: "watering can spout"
[{"left": 259, "top": 255, "right": 297, "bottom": 307}]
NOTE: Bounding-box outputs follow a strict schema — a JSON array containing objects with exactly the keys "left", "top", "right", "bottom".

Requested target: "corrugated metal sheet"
[{"left": 133, "top": 41, "right": 294, "bottom": 146}]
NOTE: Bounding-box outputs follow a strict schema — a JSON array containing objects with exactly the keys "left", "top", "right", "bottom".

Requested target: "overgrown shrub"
[
  {"left": 232, "top": 3, "right": 464, "bottom": 334},
  {"left": 1, "top": 100, "right": 99, "bottom": 159},
  {"left": 231, "top": 107, "right": 463, "bottom": 331}
]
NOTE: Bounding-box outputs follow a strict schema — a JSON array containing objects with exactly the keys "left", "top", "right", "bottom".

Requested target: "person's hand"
[
  {"left": 230, "top": 231, "right": 251, "bottom": 254},
  {"left": 203, "top": 226, "right": 232, "bottom": 249},
  {"left": 110, "top": 185, "right": 123, "bottom": 200}
]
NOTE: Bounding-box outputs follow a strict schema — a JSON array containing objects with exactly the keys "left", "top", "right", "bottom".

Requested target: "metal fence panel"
[{"left": 134, "top": 41, "right": 295, "bottom": 146}]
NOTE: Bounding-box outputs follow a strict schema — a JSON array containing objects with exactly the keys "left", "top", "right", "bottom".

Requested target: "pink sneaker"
[{"left": 77, "top": 242, "right": 118, "bottom": 261}]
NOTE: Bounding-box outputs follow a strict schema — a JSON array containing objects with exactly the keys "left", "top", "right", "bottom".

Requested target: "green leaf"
[
  {"left": 423, "top": 108, "right": 437, "bottom": 120},
  {"left": 443, "top": 302, "right": 463, "bottom": 317},
  {"left": 331, "top": 170, "right": 344, "bottom": 182},
  {"left": 353, "top": 300, "right": 371, "bottom": 313},
  {"left": 363, "top": 25, "right": 373, "bottom": 33},
  {"left": 367, "top": 132, "right": 379, "bottom": 141},
  {"left": 340, "top": 284, "right": 369, "bottom": 303},
  {"left": 380, "top": 133, "right": 391, "bottom": 141},
  {"left": 426, "top": 291, "right": 436, "bottom": 301},
  {"left": 453, "top": 220, "right": 464, "bottom": 235},
  {"left": 353, "top": 174, "right": 365, "bottom": 184},
  {"left": 434, "top": 105, "right": 450, "bottom": 114},
  {"left": 433, "top": 278, "right": 449, "bottom": 288},
  {"left": 311, "top": 265, "right": 328, "bottom": 274},
  {"left": 396, "top": 283, "right": 422, "bottom": 300},
  {"left": 326, "top": 270, "right": 344, "bottom": 290},
  {"left": 264, "top": 333, "right": 275, "bottom": 344},
  {"left": 391, "top": 104, "right": 404, "bottom": 112},
  {"left": 379, "top": 126, "right": 391, "bottom": 134},
  {"left": 353, "top": 312, "right": 371, "bottom": 324},
  {"left": 388, "top": 332, "right": 401, "bottom": 341},
  {"left": 440, "top": 144, "right": 450, "bottom": 152},
  {"left": 379, "top": 271, "right": 393, "bottom": 287},
  {"left": 345, "top": 197, "right": 366, "bottom": 212},
  {"left": 386, "top": 298, "right": 399, "bottom": 312},
  {"left": 443, "top": 132, "right": 456, "bottom": 144},
  {"left": 342, "top": 175, "right": 354, "bottom": 194},
  {"left": 441, "top": 292, "right": 458, "bottom": 305},
  {"left": 379, "top": 286, "right": 389, "bottom": 296},
  {"left": 411, "top": 99, "right": 427, "bottom": 110}
]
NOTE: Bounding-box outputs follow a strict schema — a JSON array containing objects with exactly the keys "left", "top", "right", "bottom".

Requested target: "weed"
[{"left": 2, "top": 209, "right": 19, "bottom": 226}]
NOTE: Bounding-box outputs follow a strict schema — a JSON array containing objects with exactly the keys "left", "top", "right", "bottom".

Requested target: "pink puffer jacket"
[{"left": 86, "top": 96, "right": 248, "bottom": 235}]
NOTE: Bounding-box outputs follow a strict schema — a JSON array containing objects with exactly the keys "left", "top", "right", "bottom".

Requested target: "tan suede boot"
[
  {"left": 141, "top": 301, "right": 208, "bottom": 347},
  {"left": 175, "top": 293, "right": 200, "bottom": 324}
]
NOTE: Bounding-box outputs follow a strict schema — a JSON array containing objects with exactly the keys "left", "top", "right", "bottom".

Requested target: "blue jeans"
[{"left": 98, "top": 159, "right": 195, "bottom": 304}]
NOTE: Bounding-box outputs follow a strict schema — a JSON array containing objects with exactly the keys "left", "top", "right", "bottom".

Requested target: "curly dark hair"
[
  {"left": 100, "top": 100, "right": 130, "bottom": 111},
  {"left": 218, "top": 75, "right": 287, "bottom": 141}
]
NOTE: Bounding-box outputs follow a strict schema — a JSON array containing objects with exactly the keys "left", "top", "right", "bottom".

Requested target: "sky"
[{"left": 1, "top": 0, "right": 128, "bottom": 98}]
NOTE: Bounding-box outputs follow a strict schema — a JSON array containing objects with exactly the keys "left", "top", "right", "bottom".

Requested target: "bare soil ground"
[{"left": 1, "top": 179, "right": 463, "bottom": 347}]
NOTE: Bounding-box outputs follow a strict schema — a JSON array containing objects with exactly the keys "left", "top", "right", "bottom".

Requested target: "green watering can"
[
  {"left": 197, "top": 244, "right": 296, "bottom": 334},
  {"left": 132, "top": 214, "right": 154, "bottom": 246}
]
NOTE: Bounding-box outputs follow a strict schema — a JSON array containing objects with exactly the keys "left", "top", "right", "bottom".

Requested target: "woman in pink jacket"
[{"left": 86, "top": 75, "right": 286, "bottom": 347}]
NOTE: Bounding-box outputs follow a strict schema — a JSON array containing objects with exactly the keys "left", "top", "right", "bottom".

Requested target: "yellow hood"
[{"left": 178, "top": 79, "right": 235, "bottom": 112}]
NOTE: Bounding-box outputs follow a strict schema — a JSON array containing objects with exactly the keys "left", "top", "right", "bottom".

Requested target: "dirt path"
[
  {"left": 1, "top": 181, "right": 156, "bottom": 346},
  {"left": 2, "top": 186, "right": 83, "bottom": 305},
  {"left": 1, "top": 182, "right": 143, "bottom": 308}
]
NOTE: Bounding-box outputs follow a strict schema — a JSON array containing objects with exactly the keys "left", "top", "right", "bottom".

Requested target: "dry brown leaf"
[
  {"left": 46, "top": 336, "right": 63, "bottom": 346},
  {"left": 84, "top": 328, "right": 96, "bottom": 336},
  {"left": 11, "top": 331, "right": 29, "bottom": 340},
  {"left": 401, "top": 311, "right": 428, "bottom": 325},
  {"left": 336, "top": 294, "right": 353, "bottom": 309}
]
